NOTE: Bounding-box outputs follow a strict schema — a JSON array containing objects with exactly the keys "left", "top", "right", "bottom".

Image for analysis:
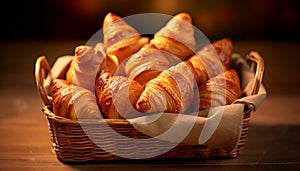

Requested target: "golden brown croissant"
[
  {"left": 95, "top": 42, "right": 106, "bottom": 52},
  {"left": 97, "top": 54, "right": 124, "bottom": 76},
  {"left": 124, "top": 44, "right": 180, "bottom": 86},
  {"left": 185, "top": 38, "right": 233, "bottom": 85},
  {"left": 51, "top": 79, "right": 101, "bottom": 119},
  {"left": 136, "top": 62, "right": 197, "bottom": 114},
  {"left": 95, "top": 72, "right": 144, "bottom": 119},
  {"left": 198, "top": 69, "right": 242, "bottom": 111},
  {"left": 66, "top": 45, "right": 105, "bottom": 91},
  {"left": 103, "top": 12, "right": 149, "bottom": 64},
  {"left": 150, "top": 12, "right": 196, "bottom": 60},
  {"left": 202, "top": 38, "right": 233, "bottom": 70},
  {"left": 136, "top": 38, "right": 233, "bottom": 113}
]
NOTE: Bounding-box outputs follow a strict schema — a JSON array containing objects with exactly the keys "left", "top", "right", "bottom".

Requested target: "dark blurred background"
[
  {"left": 0, "top": 0, "right": 300, "bottom": 96},
  {"left": 1, "top": 0, "right": 299, "bottom": 41}
]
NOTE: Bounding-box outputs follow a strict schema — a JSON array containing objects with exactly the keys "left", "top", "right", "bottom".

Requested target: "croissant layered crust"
[
  {"left": 150, "top": 13, "right": 196, "bottom": 60},
  {"left": 51, "top": 79, "right": 101, "bottom": 119},
  {"left": 97, "top": 55, "right": 119, "bottom": 76},
  {"left": 103, "top": 12, "right": 148, "bottom": 64},
  {"left": 203, "top": 38, "right": 233, "bottom": 70},
  {"left": 125, "top": 44, "right": 180, "bottom": 87},
  {"left": 136, "top": 62, "right": 197, "bottom": 114},
  {"left": 95, "top": 72, "right": 144, "bottom": 119},
  {"left": 198, "top": 69, "right": 242, "bottom": 111},
  {"left": 185, "top": 38, "right": 233, "bottom": 85},
  {"left": 135, "top": 38, "right": 234, "bottom": 114},
  {"left": 66, "top": 45, "right": 105, "bottom": 91}
]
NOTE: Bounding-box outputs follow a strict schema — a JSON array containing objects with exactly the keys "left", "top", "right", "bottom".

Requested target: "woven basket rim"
[
  {"left": 43, "top": 106, "right": 131, "bottom": 125},
  {"left": 43, "top": 103, "right": 252, "bottom": 125}
]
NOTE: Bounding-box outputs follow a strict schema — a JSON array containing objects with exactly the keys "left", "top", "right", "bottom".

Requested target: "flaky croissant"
[
  {"left": 97, "top": 55, "right": 122, "bottom": 76},
  {"left": 185, "top": 38, "right": 233, "bottom": 85},
  {"left": 136, "top": 62, "right": 197, "bottom": 114},
  {"left": 136, "top": 38, "right": 233, "bottom": 114},
  {"left": 51, "top": 79, "right": 101, "bottom": 119},
  {"left": 103, "top": 12, "right": 149, "bottom": 65},
  {"left": 150, "top": 12, "right": 196, "bottom": 60},
  {"left": 66, "top": 45, "right": 105, "bottom": 91},
  {"left": 198, "top": 69, "right": 242, "bottom": 111},
  {"left": 202, "top": 38, "right": 233, "bottom": 70},
  {"left": 124, "top": 44, "right": 180, "bottom": 86},
  {"left": 95, "top": 72, "right": 144, "bottom": 119}
]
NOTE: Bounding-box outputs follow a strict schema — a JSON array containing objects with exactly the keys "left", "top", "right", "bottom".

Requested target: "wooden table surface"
[{"left": 0, "top": 40, "right": 300, "bottom": 170}]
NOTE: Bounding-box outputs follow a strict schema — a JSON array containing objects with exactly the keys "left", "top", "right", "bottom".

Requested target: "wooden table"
[{"left": 0, "top": 40, "right": 300, "bottom": 170}]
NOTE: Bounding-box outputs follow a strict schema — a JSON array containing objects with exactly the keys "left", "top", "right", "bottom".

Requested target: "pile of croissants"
[{"left": 51, "top": 12, "right": 242, "bottom": 120}]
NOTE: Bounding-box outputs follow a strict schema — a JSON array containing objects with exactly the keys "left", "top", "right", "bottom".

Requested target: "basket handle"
[
  {"left": 246, "top": 51, "right": 264, "bottom": 96},
  {"left": 35, "top": 56, "right": 52, "bottom": 106}
]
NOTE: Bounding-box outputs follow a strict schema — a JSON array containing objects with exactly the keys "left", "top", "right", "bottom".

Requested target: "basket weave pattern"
[{"left": 44, "top": 105, "right": 252, "bottom": 162}]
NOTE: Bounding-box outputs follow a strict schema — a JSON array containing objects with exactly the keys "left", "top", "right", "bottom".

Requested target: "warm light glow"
[
  {"left": 67, "top": 0, "right": 104, "bottom": 16},
  {"left": 195, "top": 11, "right": 216, "bottom": 35},
  {"left": 151, "top": 0, "right": 182, "bottom": 14}
]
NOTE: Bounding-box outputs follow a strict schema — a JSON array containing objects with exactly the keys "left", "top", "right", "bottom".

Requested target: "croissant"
[
  {"left": 97, "top": 55, "right": 123, "bottom": 76},
  {"left": 185, "top": 38, "right": 233, "bottom": 85},
  {"left": 150, "top": 12, "right": 196, "bottom": 60},
  {"left": 95, "top": 72, "right": 144, "bottom": 119},
  {"left": 124, "top": 44, "right": 180, "bottom": 86},
  {"left": 95, "top": 42, "right": 106, "bottom": 52},
  {"left": 202, "top": 38, "right": 233, "bottom": 70},
  {"left": 136, "top": 38, "right": 233, "bottom": 113},
  {"left": 136, "top": 62, "right": 197, "bottom": 114},
  {"left": 103, "top": 12, "right": 149, "bottom": 65},
  {"left": 51, "top": 79, "right": 101, "bottom": 119},
  {"left": 198, "top": 69, "right": 242, "bottom": 111},
  {"left": 66, "top": 45, "right": 105, "bottom": 91}
]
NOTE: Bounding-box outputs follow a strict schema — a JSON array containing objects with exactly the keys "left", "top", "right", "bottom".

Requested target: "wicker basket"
[{"left": 35, "top": 51, "right": 264, "bottom": 163}]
